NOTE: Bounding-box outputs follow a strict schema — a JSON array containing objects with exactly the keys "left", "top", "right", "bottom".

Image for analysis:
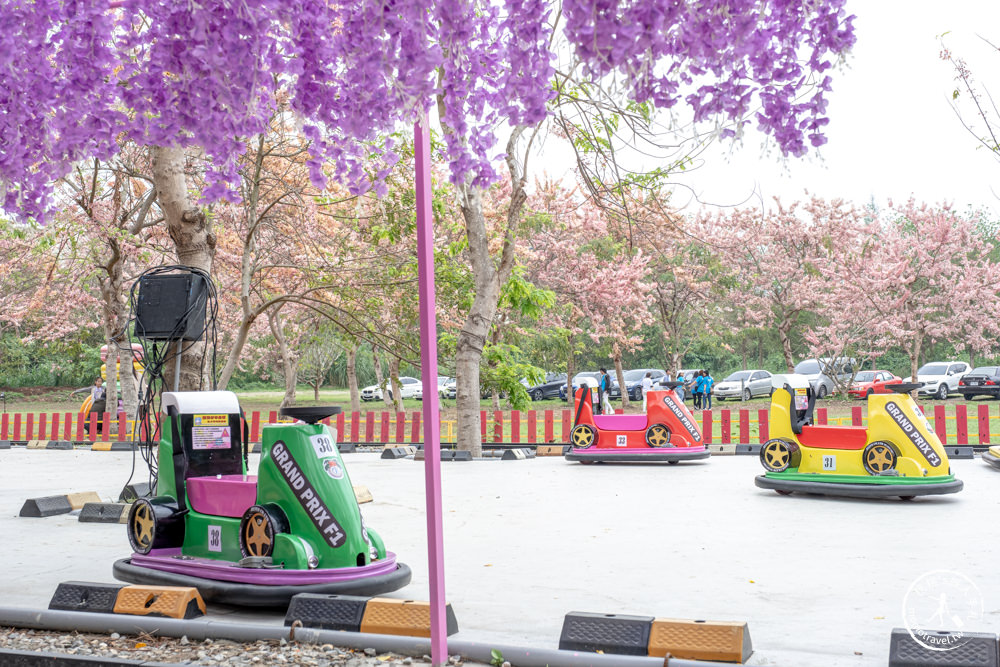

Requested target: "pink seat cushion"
[
  {"left": 186, "top": 475, "right": 258, "bottom": 518},
  {"left": 592, "top": 415, "right": 648, "bottom": 431}
]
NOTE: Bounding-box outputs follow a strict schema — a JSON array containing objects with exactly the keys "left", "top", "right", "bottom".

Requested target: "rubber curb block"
[
  {"left": 708, "top": 444, "right": 736, "bottom": 455},
  {"left": 91, "top": 441, "right": 137, "bottom": 451},
  {"left": 414, "top": 449, "right": 472, "bottom": 462},
  {"left": 353, "top": 485, "right": 373, "bottom": 504},
  {"left": 119, "top": 482, "right": 151, "bottom": 503},
  {"left": 79, "top": 502, "right": 130, "bottom": 523},
  {"left": 285, "top": 593, "right": 459, "bottom": 637},
  {"left": 0, "top": 440, "right": 10, "bottom": 449},
  {"left": 19, "top": 495, "right": 73, "bottom": 517},
  {"left": 337, "top": 441, "right": 356, "bottom": 454},
  {"left": 736, "top": 444, "right": 762, "bottom": 455},
  {"left": 381, "top": 446, "right": 416, "bottom": 459},
  {"left": 536, "top": 444, "right": 571, "bottom": 456},
  {"left": 0, "top": 648, "right": 189, "bottom": 666},
  {"left": 250, "top": 443, "right": 262, "bottom": 453},
  {"left": 501, "top": 448, "right": 536, "bottom": 460},
  {"left": 67, "top": 492, "right": 102, "bottom": 510},
  {"left": 944, "top": 446, "right": 975, "bottom": 459},
  {"left": 888, "top": 626, "right": 997, "bottom": 666}
]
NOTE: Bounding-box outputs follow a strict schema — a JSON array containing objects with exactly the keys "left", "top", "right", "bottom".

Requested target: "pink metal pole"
[{"left": 414, "top": 114, "right": 447, "bottom": 665}]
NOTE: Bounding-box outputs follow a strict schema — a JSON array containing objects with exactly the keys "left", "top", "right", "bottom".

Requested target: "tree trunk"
[
  {"left": 613, "top": 350, "right": 627, "bottom": 409},
  {"left": 372, "top": 345, "right": 391, "bottom": 409},
  {"left": 910, "top": 335, "right": 923, "bottom": 399},
  {"left": 346, "top": 342, "right": 361, "bottom": 413},
  {"left": 388, "top": 356, "right": 402, "bottom": 413},
  {"left": 269, "top": 308, "right": 297, "bottom": 409},
  {"left": 778, "top": 320, "right": 795, "bottom": 373},
  {"left": 313, "top": 379, "right": 320, "bottom": 401},
  {"left": 151, "top": 145, "right": 216, "bottom": 391},
  {"left": 565, "top": 333, "right": 576, "bottom": 402},
  {"left": 218, "top": 316, "right": 256, "bottom": 389}
]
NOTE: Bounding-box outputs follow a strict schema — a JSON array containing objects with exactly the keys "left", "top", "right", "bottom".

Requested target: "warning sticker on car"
[
  {"left": 194, "top": 414, "right": 229, "bottom": 426},
  {"left": 192, "top": 426, "right": 232, "bottom": 450}
]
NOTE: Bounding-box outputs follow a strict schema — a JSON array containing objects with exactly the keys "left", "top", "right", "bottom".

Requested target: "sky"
[{"left": 666, "top": 1, "right": 1000, "bottom": 216}]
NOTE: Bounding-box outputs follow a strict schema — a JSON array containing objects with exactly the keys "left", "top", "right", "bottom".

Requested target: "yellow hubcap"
[
  {"left": 866, "top": 445, "right": 894, "bottom": 472},
  {"left": 764, "top": 443, "right": 789, "bottom": 469},
  {"left": 572, "top": 426, "right": 594, "bottom": 448},
  {"left": 647, "top": 426, "right": 669, "bottom": 446},
  {"left": 244, "top": 513, "right": 272, "bottom": 556},
  {"left": 133, "top": 503, "right": 154, "bottom": 548}
]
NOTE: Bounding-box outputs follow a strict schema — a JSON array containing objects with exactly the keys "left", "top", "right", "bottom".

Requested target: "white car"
[
  {"left": 904, "top": 361, "right": 970, "bottom": 400},
  {"left": 713, "top": 370, "right": 773, "bottom": 401},
  {"left": 360, "top": 376, "right": 421, "bottom": 401}
]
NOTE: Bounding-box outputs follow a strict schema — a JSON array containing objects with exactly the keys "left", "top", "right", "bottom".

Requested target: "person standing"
[
  {"left": 674, "top": 371, "right": 686, "bottom": 402},
  {"left": 693, "top": 370, "right": 706, "bottom": 410},
  {"left": 703, "top": 369, "right": 715, "bottom": 410},
  {"left": 90, "top": 377, "right": 106, "bottom": 435},
  {"left": 641, "top": 372, "right": 653, "bottom": 411},
  {"left": 598, "top": 367, "right": 613, "bottom": 415}
]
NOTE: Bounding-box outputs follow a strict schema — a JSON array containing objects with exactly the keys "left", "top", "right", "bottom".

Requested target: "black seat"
[
  {"left": 785, "top": 384, "right": 816, "bottom": 435},
  {"left": 888, "top": 383, "right": 923, "bottom": 394}
]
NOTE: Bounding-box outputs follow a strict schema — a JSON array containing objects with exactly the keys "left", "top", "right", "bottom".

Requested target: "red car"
[{"left": 847, "top": 370, "right": 902, "bottom": 399}]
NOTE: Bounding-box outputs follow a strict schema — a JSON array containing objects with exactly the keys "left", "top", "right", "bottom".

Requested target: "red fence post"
[
  {"left": 101, "top": 412, "right": 110, "bottom": 438},
  {"left": 816, "top": 407, "right": 827, "bottom": 425},
  {"left": 933, "top": 405, "right": 947, "bottom": 443},
  {"left": 510, "top": 411, "right": 521, "bottom": 444},
  {"left": 395, "top": 411, "right": 405, "bottom": 443},
  {"left": 493, "top": 410, "right": 504, "bottom": 443},
  {"left": 978, "top": 404, "right": 990, "bottom": 445},
  {"left": 26, "top": 413, "right": 34, "bottom": 439},
  {"left": 349, "top": 411, "right": 360, "bottom": 443},
  {"left": 758, "top": 409, "right": 769, "bottom": 443},
  {"left": 334, "top": 412, "right": 345, "bottom": 443},
  {"left": 480, "top": 410, "right": 487, "bottom": 442},
  {"left": 527, "top": 411, "right": 537, "bottom": 443},
  {"left": 851, "top": 406, "right": 862, "bottom": 426},
  {"left": 75, "top": 413, "right": 85, "bottom": 441},
  {"left": 544, "top": 410, "right": 554, "bottom": 443},
  {"left": 88, "top": 413, "right": 97, "bottom": 441},
  {"left": 738, "top": 410, "right": 749, "bottom": 444},
  {"left": 13, "top": 414, "right": 22, "bottom": 440},
  {"left": 380, "top": 412, "right": 390, "bottom": 443},
  {"left": 38, "top": 413, "right": 48, "bottom": 440},
  {"left": 118, "top": 411, "right": 127, "bottom": 440},
  {"left": 720, "top": 410, "right": 731, "bottom": 444},
  {"left": 50, "top": 412, "right": 59, "bottom": 440},
  {"left": 702, "top": 410, "right": 712, "bottom": 444},
  {"left": 410, "top": 412, "right": 421, "bottom": 444},
  {"left": 560, "top": 410, "right": 571, "bottom": 443},
  {"left": 0, "top": 413, "right": 7, "bottom": 439},
  {"left": 364, "top": 412, "right": 375, "bottom": 443},
  {"left": 267, "top": 410, "right": 277, "bottom": 424},
  {"left": 250, "top": 412, "right": 261, "bottom": 442},
  {"left": 956, "top": 404, "right": 969, "bottom": 445}
]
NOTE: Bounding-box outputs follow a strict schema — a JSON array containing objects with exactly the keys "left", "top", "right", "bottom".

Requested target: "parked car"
[
  {"left": 847, "top": 370, "right": 902, "bottom": 399},
  {"left": 792, "top": 357, "right": 857, "bottom": 399},
  {"left": 958, "top": 366, "right": 1000, "bottom": 399},
  {"left": 904, "top": 361, "right": 970, "bottom": 400},
  {"left": 610, "top": 368, "right": 667, "bottom": 400},
  {"left": 436, "top": 376, "right": 456, "bottom": 400},
  {"left": 525, "top": 373, "right": 567, "bottom": 401},
  {"left": 559, "top": 372, "right": 602, "bottom": 400},
  {"left": 713, "top": 370, "right": 773, "bottom": 401},
  {"left": 360, "top": 376, "right": 421, "bottom": 401}
]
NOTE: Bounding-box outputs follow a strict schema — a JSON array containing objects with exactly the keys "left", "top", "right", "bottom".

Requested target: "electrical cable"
[{"left": 118, "top": 265, "right": 219, "bottom": 494}]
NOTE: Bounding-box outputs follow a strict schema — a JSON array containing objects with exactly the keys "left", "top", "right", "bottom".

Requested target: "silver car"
[{"left": 713, "top": 370, "right": 773, "bottom": 401}]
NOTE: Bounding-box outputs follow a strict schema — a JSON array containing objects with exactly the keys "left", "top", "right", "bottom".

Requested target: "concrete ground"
[{"left": 2, "top": 446, "right": 998, "bottom": 666}]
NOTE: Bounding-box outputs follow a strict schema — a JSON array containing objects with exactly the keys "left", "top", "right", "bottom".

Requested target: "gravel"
[{"left": 0, "top": 628, "right": 491, "bottom": 666}]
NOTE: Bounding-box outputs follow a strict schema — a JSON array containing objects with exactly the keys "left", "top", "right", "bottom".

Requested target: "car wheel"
[
  {"left": 866, "top": 389, "right": 874, "bottom": 398},
  {"left": 570, "top": 424, "right": 597, "bottom": 449},
  {"left": 240, "top": 504, "right": 289, "bottom": 558},
  {"left": 863, "top": 441, "right": 898, "bottom": 475},
  {"left": 742, "top": 388, "right": 751, "bottom": 402},
  {"left": 936, "top": 384, "right": 948, "bottom": 400},
  {"left": 645, "top": 423, "right": 672, "bottom": 448},
  {"left": 816, "top": 384, "right": 828, "bottom": 399},
  {"left": 127, "top": 497, "right": 185, "bottom": 555},
  {"left": 531, "top": 389, "right": 543, "bottom": 401},
  {"left": 760, "top": 439, "right": 800, "bottom": 473}
]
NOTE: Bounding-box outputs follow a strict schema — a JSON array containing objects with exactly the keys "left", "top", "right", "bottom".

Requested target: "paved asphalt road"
[{"left": 1, "top": 446, "right": 997, "bottom": 666}]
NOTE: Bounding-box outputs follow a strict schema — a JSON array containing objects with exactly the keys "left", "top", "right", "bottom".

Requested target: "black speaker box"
[{"left": 135, "top": 272, "right": 209, "bottom": 341}]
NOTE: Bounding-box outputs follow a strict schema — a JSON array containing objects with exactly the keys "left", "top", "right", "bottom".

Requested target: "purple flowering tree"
[{"left": 0, "top": 0, "right": 854, "bottom": 424}]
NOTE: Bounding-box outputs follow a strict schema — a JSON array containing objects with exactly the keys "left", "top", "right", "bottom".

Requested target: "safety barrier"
[{"left": 2, "top": 403, "right": 999, "bottom": 447}]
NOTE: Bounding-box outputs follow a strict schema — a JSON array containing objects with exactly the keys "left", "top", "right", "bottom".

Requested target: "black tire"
[
  {"left": 936, "top": 384, "right": 948, "bottom": 400},
  {"left": 866, "top": 389, "right": 874, "bottom": 398},
  {"left": 742, "top": 388, "right": 751, "bottom": 401},
  {"left": 570, "top": 424, "right": 597, "bottom": 449},
  {"left": 239, "top": 504, "right": 289, "bottom": 559},
  {"left": 644, "top": 423, "right": 672, "bottom": 448},
  {"left": 817, "top": 384, "right": 828, "bottom": 399},
  {"left": 531, "top": 389, "right": 543, "bottom": 401},
  {"left": 127, "top": 497, "right": 185, "bottom": 555},
  {"left": 862, "top": 441, "right": 898, "bottom": 475},
  {"left": 760, "top": 439, "right": 800, "bottom": 472}
]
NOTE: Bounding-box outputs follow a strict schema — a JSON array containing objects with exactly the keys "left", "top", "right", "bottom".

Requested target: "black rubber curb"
[{"left": 0, "top": 648, "right": 188, "bottom": 666}]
